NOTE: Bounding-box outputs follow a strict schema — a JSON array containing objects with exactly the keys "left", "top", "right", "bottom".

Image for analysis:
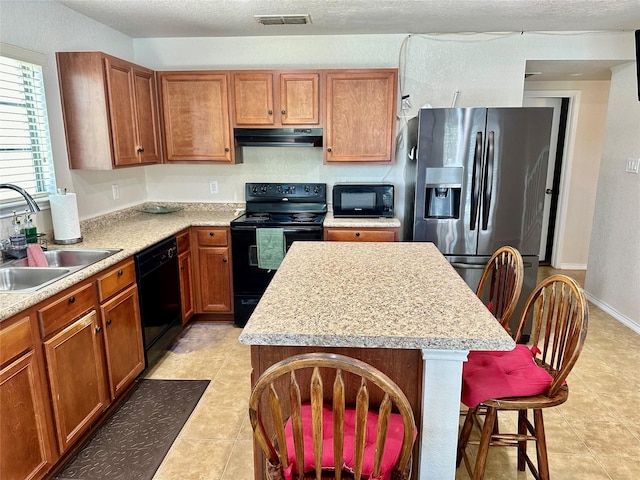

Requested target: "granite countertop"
[
  {"left": 0, "top": 203, "right": 242, "bottom": 321},
  {"left": 323, "top": 212, "right": 401, "bottom": 228},
  {"left": 239, "top": 242, "right": 515, "bottom": 351}
]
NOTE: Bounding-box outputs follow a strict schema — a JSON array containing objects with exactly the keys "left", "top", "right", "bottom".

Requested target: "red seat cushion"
[
  {"left": 283, "top": 403, "right": 415, "bottom": 480},
  {"left": 461, "top": 344, "right": 554, "bottom": 408}
]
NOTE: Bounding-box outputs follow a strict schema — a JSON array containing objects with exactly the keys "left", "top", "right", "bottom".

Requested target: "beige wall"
[{"left": 524, "top": 80, "right": 611, "bottom": 268}]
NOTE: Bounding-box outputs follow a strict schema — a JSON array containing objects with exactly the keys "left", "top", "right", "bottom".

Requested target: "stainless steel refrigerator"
[{"left": 405, "top": 107, "right": 553, "bottom": 337}]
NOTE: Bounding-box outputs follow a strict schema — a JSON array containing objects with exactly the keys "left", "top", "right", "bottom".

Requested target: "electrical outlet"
[
  {"left": 111, "top": 184, "right": 119, "bottom": 200},
  {"left": 625, "top": 158, "right": 639, "bottom": 174},
  {"left": 209, "top": 180, "right": 218, "bottom": 194}
]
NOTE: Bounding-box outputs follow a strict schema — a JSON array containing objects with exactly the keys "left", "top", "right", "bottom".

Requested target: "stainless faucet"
[{"left": 0, "top": 184, "right": 41, "bottom": 212}]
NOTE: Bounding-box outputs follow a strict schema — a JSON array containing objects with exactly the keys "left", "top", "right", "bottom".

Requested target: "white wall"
[{"left": 586, "top": 62, "right": 640, "bottom": 331}]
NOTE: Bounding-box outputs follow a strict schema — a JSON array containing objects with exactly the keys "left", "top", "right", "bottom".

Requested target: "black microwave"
[{"left": 332, "top": 184, "right": 394, "bottom": 218}]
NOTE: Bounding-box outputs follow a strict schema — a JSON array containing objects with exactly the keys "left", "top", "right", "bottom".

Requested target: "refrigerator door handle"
[
  {"left": 450, "top": 262, "right": 487, "bottom": 269},
  {"left": 470, "top": 131, "right": 483, "bottom": 230},
  {"left": 481, "top": 130, "right": 495, "bottom": 230}
]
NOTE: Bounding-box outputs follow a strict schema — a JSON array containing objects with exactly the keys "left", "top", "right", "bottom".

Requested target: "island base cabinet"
[
  {"left": 44, "top": 310, "right": 109, "bottom": 454},
  {"left": 1, "top": 351, "right": 57, "bottom": 480},
  {"left": 100, "top": 284, "right": 144, "bottom": 400}
]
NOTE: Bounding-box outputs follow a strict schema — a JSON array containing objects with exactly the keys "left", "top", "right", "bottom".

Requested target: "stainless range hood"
[{"left": 234, "top": 128, "right": 323, "bottom": 147}]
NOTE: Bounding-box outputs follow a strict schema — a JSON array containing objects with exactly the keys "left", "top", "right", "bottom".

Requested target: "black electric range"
[{"left": 230, "top": 183, "right": 327, "bottom": 326}]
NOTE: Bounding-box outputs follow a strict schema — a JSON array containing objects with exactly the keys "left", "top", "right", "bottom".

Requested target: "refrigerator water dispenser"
[{"left": 424, "top": 167, "right": 463, "bottom": 219}]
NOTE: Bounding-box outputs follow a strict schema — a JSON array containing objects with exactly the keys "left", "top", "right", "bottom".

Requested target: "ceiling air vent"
[{"left": 254, "top": 14, "right": 311, "bottom": 26}]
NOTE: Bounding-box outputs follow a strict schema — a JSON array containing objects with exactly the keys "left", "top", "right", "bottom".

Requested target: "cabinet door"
[
  {"left": 179, "top": 250, "right": 195, "bottom": 323},
  {"left": 133, "top": 68, "right": 161, "bottom": 163},
  {"left": 197, "top": 246, "right": 232, "bottom": 313},
  {"left": 44, "top": 311, "right": 109, "bottom": 453},
  {"left": 325, "top": 70, "right": 397, "bottom": 163},
  {"left": 1, "top": 351, "right": 57, "bottom": 480},
  {"left": 233, "top": 72, "right": 274, "bottom": 125},
  {"left": 280, "top": 73, "right": 320, "bottom": 125},
  {"left": 104, "top": 57, "right": 139, "bottom": 166},
  {"left": 100, "top": 285, "right": 144, "bottom": 400},
  {"left": 160, "top": 73, "right": 234, "bottom": 162}
]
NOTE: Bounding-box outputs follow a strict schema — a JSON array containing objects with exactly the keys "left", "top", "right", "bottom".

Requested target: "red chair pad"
[
  {"left": 283, "top": 403, "right": 415, "bottom": 480},
  {"left": 461, "top": 344, "right": 554, "bottom": 408}
]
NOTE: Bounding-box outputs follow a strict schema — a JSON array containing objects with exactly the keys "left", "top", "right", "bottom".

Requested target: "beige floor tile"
[
  {"left": 597, "top": 455, "right": 640, "bottom": 479},
  {"left": 571, "top": 420, "right": 640, "bottom": 457},
  {"left": 221, "top": 440, "right": 255, "bottom": 479},
  {"left": 546, "top": 453, "right": 610, "bottom": 479},
  {"left": 153, "top": 437, "right": 234, "bottom": 480}
]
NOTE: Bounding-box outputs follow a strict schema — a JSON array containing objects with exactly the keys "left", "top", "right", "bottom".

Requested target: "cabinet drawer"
[
  {"left": 97, "top": 260, "right": 136, "bottom": 302},
  {"left": 176, "top": 230, "right": 190, "bottom": 254},
  {"left": 0, "top": 316, "right": 33, "bottom": 367},
  {"left": 324, "top": 228, "right": 397, "bottom": 242},
  {"left": 196, "top": 228, "right": 228, "bottom": 246},
  {"left": 38, "top": 283, "right": 95, "bottom": 338}
]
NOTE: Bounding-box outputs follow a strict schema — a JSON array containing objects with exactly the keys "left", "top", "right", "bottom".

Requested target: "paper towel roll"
[{"left": 50, "top": 192, "right": 82, "bottom": 244}]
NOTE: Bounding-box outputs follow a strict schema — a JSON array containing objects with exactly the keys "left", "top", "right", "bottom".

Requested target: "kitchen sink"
[
  {"left": 0, "top": 267, "right": 72, "bottom": 292},
  {"left": 41, "top": 248, "right": 121, "bottom": 268},
  {"left": 0, "top": 248, "right": 121, "bottom": 292}
]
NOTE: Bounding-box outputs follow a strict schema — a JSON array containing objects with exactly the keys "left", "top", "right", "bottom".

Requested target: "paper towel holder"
[{"left": 52, "top": 188, "right": 83, "bottom": 244}]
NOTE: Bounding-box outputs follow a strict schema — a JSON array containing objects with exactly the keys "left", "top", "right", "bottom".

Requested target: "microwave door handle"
[{"left": 470, "top": 131, "right": 483, "bottom": 230}]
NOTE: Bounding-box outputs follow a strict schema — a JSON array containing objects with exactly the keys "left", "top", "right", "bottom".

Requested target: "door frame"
[{"left": 523, "top": 90, "right": 581, "bottom": 268}]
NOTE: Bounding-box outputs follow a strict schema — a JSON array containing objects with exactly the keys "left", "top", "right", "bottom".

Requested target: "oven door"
[{"left": 231, "top": 226, "right": 321, "bottom": 326}]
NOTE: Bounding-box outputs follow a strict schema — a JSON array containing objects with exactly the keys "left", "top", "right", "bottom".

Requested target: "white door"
[{"left": 523, "top": 97, "right": 563, "bottom": 261}]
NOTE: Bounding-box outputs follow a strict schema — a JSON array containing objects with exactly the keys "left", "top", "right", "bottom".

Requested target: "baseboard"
[
  {"left": 584, "top": 292, "right": 640, "bottom": 335},
  {"left": 557, "top": 263, "right": 587, "bottom": 270}
]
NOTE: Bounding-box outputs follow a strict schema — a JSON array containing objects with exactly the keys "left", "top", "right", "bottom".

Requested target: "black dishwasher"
[{"left": 134, "top": 236, "right": 182, "bottom": 367}]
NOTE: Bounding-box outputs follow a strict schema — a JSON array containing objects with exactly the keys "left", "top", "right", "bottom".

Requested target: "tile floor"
[{"left": 145, "top": 267, "right": 640, "bottom": 479}]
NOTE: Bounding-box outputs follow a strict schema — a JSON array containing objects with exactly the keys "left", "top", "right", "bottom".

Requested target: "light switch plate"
[
  {"left": 625, "top": 158, "right": 639, "bottom": 174},
  {"left": 209, "top": 180, "right": 219, "bottom": 194}
]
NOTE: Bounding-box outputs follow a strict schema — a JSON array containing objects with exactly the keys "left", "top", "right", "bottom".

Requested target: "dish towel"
[
  {"left": 27, "top": 244, "right": 48, "bottom": 267},
  {"left": 256, "top": 228, "right": 285, "bottom": 270}
]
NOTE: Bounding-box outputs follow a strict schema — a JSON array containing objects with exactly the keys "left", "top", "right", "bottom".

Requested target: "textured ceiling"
[{"left": 54, "top": 0, "right": 640, "bottom": 38}]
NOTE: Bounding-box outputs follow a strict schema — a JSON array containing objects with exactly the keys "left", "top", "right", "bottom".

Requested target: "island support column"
[{"left": 419, "top": 349, "right": 469, "bottom": 479}]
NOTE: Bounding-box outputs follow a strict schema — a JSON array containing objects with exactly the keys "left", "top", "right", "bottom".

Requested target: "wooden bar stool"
[
  {"left": 249, "top": 352, "right": 417, "bottom": 480},
  {"left": 457, "top": 275, "right": 589, "bottom": 480},
  {"left": 475, "top": 245, "right": 524, "bottom": 332}
]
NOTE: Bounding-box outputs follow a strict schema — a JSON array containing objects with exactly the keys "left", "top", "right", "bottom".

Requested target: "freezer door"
[
  {"left": 446, "top": 254, "right": 538, "bottom": 341},
  {"left": 476, "top": 108, "right": 553, "bottom": 256},
  {"left": 413, "top": 108, "right": 487, "bottom": 255}
]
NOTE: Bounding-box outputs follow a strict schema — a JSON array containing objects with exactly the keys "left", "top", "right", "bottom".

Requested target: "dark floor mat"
[{"left": 54, "top": 379, "right": 210, "bottom": 480}]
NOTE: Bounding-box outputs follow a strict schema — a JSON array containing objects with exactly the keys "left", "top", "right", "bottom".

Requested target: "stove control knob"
[
  {"left": 304, "top": 185, "right": 310, "bottom": 193},
  {"left": 314, "top": 185, "right": 320, "bottom": 193},
  {"left": 261, "top": 185, "right": 267, "bottom": 193},
  {"left": 290, "top": 186, "right": 295, "bottom": 193},
  {"left": 251, "top": 186, "right": 258, "bottom": 193}
]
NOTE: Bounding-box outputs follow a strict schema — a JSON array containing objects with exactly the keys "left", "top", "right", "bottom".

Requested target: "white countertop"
[{"left": 239, "top": 242, "right": 515, "bottom": 351}]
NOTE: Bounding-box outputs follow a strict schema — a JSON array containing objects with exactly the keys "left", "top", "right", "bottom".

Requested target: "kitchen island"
[{"left": 239, "top": 241, "right": 515, "bottom": 479}]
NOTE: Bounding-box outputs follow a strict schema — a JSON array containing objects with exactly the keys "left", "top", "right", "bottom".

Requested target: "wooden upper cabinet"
[
  {"left": 324, "top": 69, "right": 398, "bottom": 163},
  {"left": 232, "top": 71, "right": 320, "bottom": 127},
  {"left": 56, "top": 51, "right": 161, "bottom": 169},
  {"left": 158, "top": 72, "right": 236, "bottom": 163}
]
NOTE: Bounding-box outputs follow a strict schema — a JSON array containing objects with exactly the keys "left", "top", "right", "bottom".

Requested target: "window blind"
[{"left": 0, "top": 52, "right": 55, "bottom": 206}]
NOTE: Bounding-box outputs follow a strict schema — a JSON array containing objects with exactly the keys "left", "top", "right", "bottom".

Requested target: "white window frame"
[{"left": 0, "top": 43, "right": 56, "bottom": 217}]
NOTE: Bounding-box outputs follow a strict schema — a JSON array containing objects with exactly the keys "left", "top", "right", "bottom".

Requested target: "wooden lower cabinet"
[
  {"left": 194, "top": 227, "right": 233, "bottom": 314},
  {"left": 1, "top": 316, "right": 57, "bottom": 480},
  {"left": 324, "top": 227, "right": 399, "bottom": 242},
  {"left": 100, "top": 284, "right": 144, "bottom": 399},
  {"left": 44, "top": 310, "right": 109, "bottom": 454},
  {"left": 177, "top": 229, "right": 195, "bottom": 323}
]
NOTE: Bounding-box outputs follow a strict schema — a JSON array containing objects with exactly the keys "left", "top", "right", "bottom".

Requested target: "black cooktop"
[{"left": 231, "top": 182, "right": 327, "bottom": 228}]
